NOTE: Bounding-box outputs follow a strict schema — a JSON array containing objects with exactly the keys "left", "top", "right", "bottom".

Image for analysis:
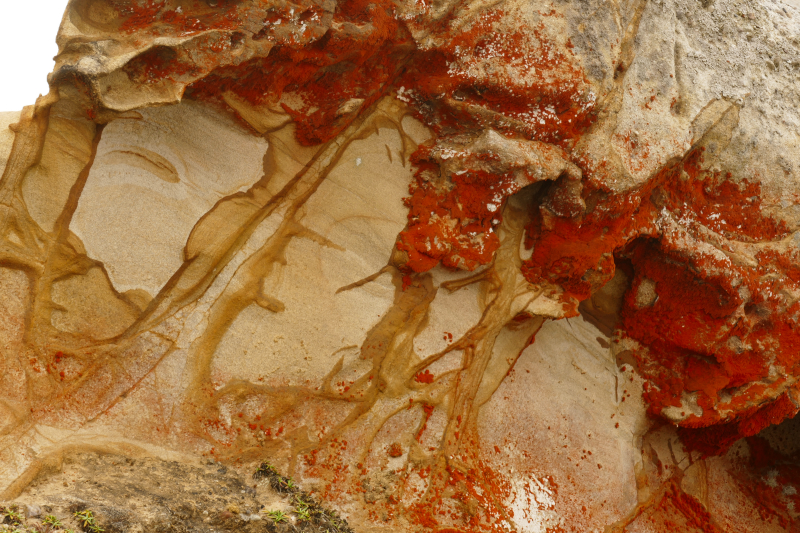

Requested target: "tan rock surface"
[{"left": 1, "top": 0, "right": 800, "bottom": 531}]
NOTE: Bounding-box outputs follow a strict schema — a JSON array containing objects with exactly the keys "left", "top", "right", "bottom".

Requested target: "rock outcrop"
[{"left": 2, "top": 0, "right": 800, "bottom": 530}]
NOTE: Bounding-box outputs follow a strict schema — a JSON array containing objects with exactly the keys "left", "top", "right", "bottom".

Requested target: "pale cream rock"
[
  {"left": 70, "top": 100, "right": 268, "bottom": 296},
  {"left": 0, "top": 268, "right": 32, "bottom": 416},
  {"left": 614, "top": 0, "right": 800, "bottom": 217},
  {"left": 413, "top": 284, "right": 482, "bottom": 358},
  {"left": 703, "top": 447, "right": 789, "bottom": 533},
  {"left": 211, "top": 125, "right": 412, "bottom": 386},
  {"left": 0, "top": 112, "right": 20, "bottom": 176},
  {"left": 20, "top": 88, "right": 96, "bottom": 233},
  {"left": 478, "top": 317, "right": 649, "bottom": 528},
  {"left": 50, "top": 267, "right": 139, "bottom": 340}
]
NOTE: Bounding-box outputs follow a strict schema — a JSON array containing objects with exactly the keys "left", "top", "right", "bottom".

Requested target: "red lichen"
[
  {"left": 393, "top": 7, "right": 597, "bottom": 273},
  {"left": 414, "top": 369, "right": 435, "bottom": 384},
  {"left": 188, "top": 0, "right": 413, "bottom": 145},
  {"left": 117, "top": 0, "right": 167, "bottom": 33},
  {"left": 405, "top": 441, "right": 518, "bottom": 532},
  {"left": 387, "top": 443, "right": 403, "bottom": 457},
  {"left": 514, "top": 140, "right": 800, "bottom": 447},
  {"left": 398, "top": 9, "right": 596, "bottom": 146},
  {"left": 731, "top": 436, "right": 800, "bottom": 528},
  {"left": 679, "top": 393, "right": 799, "bottom": 457},
  {"left": 116, "top": 0, "right": 240, "bottom": 34},
  {"left": 397, "top": 158, "right": 520, "bottom": 271}
]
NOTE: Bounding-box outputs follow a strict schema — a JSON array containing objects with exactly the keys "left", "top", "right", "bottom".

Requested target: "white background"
[{"left": 0, "top": 1, "right": 70, "bottom": 111}]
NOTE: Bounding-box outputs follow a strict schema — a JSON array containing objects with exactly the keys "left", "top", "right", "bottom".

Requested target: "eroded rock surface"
[
  {"left": 2, "top": 452, "right": 354, "bottom": 533},
  {"left": 2, "top": 0, "right": 800, "bottom": 530}
]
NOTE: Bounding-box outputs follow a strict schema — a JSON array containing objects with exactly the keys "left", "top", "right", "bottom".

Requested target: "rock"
[
  {"left": 2, "top": 451, "right": 350, "bottom": 533},
  {"left": 1, "top": 0, "right": 800, "bottom": 530},
  {"left": 24, "top": 503, "right": 42, "bottom": 518}
]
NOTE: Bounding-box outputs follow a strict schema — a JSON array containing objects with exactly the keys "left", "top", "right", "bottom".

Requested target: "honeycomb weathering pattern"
[{"left": 1, "top": 0, "right": 800, "bottom": 530}]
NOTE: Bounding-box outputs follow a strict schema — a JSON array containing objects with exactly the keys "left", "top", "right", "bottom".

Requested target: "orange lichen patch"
[
  {"left": 399, "top": 9, "right": 596, "bottom": 146},
  {"left": 620, "top": 227, "right": 800, "bottom": 436},
  {"left": 398, "top": 143, "right": 585, "bottom": 274},
  {"left": 414, "top": 369, "right": 434, "bottom": 383},
  {"left": 388, "top": 6, "right": 599, "bottom": 274},
  {"left": 684, "top": 358, "right": 731, "bottom": 403},
  {"left": 622, "top": 234, "right": 800, "bottom": 430},
  {"left": 188, "top": 0, "right": 412, "bottom": 145},
  {"left": 756, "top": 248, "right": 800, "bottom": 284},
  {"left": 520, "top": 175, "right": 644, "bottom": 306},
  {"left": 116, "top": 0, "right": 241, "bottom": 34},
  {"left": 517, "top": 141, "right": 800, "bottom": 443},
  {"left": 678, "top": 393, "right": 800, "bottom": 457},
  {"left": 158, "top": 4, "right": 241, "bottom": 34},
  {"left": 397, "top": 152, "right": 519, "bottom": 271},
  {"left": 387, "top": 442, "right": 403, "bottom": 457},
  {"left": 116, "top": 0, "right": 167, "bottom": 33},
  {"left": 726, "top": 436, "right": 800, "bottom": 529},
  {"left": 404, "top": 443, "right": 517, "bottom": 532},
  {"left": 664, "top": 154, "right": 789, "bottom": 242},
  {"left": 415, "top": 403, "right": 435, "bottom": 442},
  {"left": 621, "top": 239, "right": 746, "bottom": 413}
]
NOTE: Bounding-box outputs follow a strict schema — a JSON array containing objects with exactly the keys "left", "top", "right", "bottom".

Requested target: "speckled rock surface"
[{"left": 1, "top": 0, "right": 800, "bottom": 531}]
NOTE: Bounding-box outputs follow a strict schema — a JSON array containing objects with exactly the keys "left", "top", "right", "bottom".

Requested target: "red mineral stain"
[{"left": 414, "top": 369, "right": 434, "bottom": 384}]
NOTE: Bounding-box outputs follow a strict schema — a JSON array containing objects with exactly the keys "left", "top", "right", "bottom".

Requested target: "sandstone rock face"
[{"left": 2, "top": 0, "right": 800, "bottom": 531}]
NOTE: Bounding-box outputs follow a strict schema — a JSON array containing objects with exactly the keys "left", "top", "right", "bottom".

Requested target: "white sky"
[{"left": 0, "top": 1, "right": 70, "bottom": 111}]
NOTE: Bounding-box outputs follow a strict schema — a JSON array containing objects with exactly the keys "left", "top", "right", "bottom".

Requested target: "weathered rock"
[
  {"left": 1, "top": 0, "right": 800, "bottom": 531},
  {"left": 2, "top": 451, "right": 354, "bottom": 533}
]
